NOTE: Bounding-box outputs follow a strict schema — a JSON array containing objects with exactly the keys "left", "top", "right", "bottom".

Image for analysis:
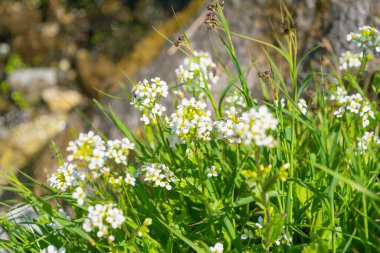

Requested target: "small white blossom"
[
  {"left": 241, "top": 228, "right": 254, "bottom": 240},
  {"left": 72, "top": 187, "right": 86, "bottom": 205},
  {"left": 124, "top": 173, "right": 136, "bottom": 186},
  {"left": 40, "top": 245, "right": 66, "bottom": 253},
  {"left": 206, "top": 166, "right": 221, "bottom": 178},
  {"left": 274, "top": 98, "right": 286, "bottom": 108},
  {"left": 210, "top": 242, "right": 224, "bottom": 253}
]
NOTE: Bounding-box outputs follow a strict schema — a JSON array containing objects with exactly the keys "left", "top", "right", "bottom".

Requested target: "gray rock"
[
  {"left": 42, "top": 87, "right": 86, "bottom": 112},
  {"left": 7, "top": 68, "right": 58, "bottom": 103},
  {"left": 0, "top": 113, "right": 68, "bottom": 194}
]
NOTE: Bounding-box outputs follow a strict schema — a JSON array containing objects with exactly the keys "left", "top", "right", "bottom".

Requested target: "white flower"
[
  {"left": 40, "top": 245, "right": 66, "bottom": 253},
  {"left": 255, "top": 216, "right": 263, "bottom": 229},
  {"left": 124, "top": 173, "right": 136, "bottom": 186},
  {"left": 298, "top": 98, "right": 307, "bottom": 115},
  {"left": 210, "top": 242, "right": 224, "bottom": 253},
  {"left": 274, "top": 98, "right": 286, "bottom": 108},
  {"left": 206, "top": 166, "right": 221, "bottom": 178},
  {"left": 241, "top": 228, "right": 254, "bottom": 240},
  {"left": 72, "top": 187, "right": 86, "bottom": 205}
]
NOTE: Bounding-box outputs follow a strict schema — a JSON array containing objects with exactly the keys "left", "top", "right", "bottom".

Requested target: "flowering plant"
[{"left": 1, "top": 2, "right": 379, "bottom": 253}]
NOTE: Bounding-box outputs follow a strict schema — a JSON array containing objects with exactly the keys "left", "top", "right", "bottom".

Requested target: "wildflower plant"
[{"left": 1, "top": 2, "right": 379, "bottom": 253}]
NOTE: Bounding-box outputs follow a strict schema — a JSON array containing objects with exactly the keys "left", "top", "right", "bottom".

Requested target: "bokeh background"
[{"left": 0, "top": 0, "right": 379, "bottom": 199}]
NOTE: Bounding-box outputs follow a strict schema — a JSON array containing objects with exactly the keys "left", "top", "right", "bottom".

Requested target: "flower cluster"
[
  {"left": 224, "top": 90, "right": 247, "bottom": 114},
  {"left": 141, "top": 163, "right": 176, "bottom": 190},
  {"left": 106, "top": 138, "right": 135, "bottom": 165},
  {"left": 47, "top": 163, "right": 85, "bottom": 191},
  {"left": 40, "top": 245, "right": 66, "bottom": 253},
  {"left": 357, "top": 131, "right": 380, "bottom": 153},
  {"left": 347, "top": 26, "right": 380, "bottom": 52},
  {"left": 67, "top": 131, "right": 107, "bottom": 170},
  {"left": 241, "top": 228, "right": 254, "bottom": 240},
  {"left": 235, "top": 106, "right": 278, "bottom": 147},
  {"left": 175, "top": 51, "right": 218, "bottom": 90},
  {"left": 330, "top": 88, "right": 375, "bottom": 127},
  {"left": 339, "top": 51, "right": 363, "bottom": 71},
  {"left": 65, "top": 131, "right": 135, "bottom": 179},
  {"left": 167, "top": 98, "right": 213, "bottom": 146},
  {"left": 131, "top": 77, "right": 168, "bottom": 125},
  {"left": 83, "top": 204, "right": 126, "bottom": 241},
  {"left": 215, "top": 106, "right": 278, "bottom": 146}
]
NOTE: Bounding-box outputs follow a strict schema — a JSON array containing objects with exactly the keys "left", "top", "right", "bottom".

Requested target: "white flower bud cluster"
[
  {"left": 83, "top": 204, "right": 126, "bottom": 241},
  {"left": 167, "top": 98, "right": 213, "bottom": 146},
  {"left": 131, "top": 77, "right": 168, "bottom": 125},
  {"left": 47, "top": 163, "right": 85, "bottom": 191},
  {"left": 339, "top": 51, "right": 363, "bottom": 70},
  {"left": 357, "top": 131, "right": 380, "bottom": 153},
  {"left": 347, "top": 26, "right": 380, "bottom": 52},
  {"left": 331, "top": 88, "right": 375, "bottom": 128},
  {"left": 175, "top": 51, "right": 218, "bottom": 90},
  {"left": 141, "top": 163, "right": 176, "bottom": 190}
]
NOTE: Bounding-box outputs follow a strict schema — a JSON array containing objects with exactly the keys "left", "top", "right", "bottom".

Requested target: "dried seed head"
[
  {"left": 258, "top": 70, "right": 271, "bottom": 80},
  {"left": 218, "top": 0, "right": 224, "bottom": 9},
  {"left": 174, "top": 34, "right": 186, "bottom": 47},
  {"left": 207, "top": 4, "right": 216, "bottom": 12},
  {"left": 280, "top": 19, "right": 295, "bottom": 36}
]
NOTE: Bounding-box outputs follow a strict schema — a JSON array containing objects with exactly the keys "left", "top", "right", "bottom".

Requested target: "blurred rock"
[
  {"left": 76, "top": 49, "right": 116, "bottom": 98},
  {"left": 7, "top": 68, "right": 58, "bottom": 103},
  {"left": 42, "top": 87, "right": 85, "bottom": 112},
  {"left": 0, "top": 113, "right": 68, "bottom": 191}
]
